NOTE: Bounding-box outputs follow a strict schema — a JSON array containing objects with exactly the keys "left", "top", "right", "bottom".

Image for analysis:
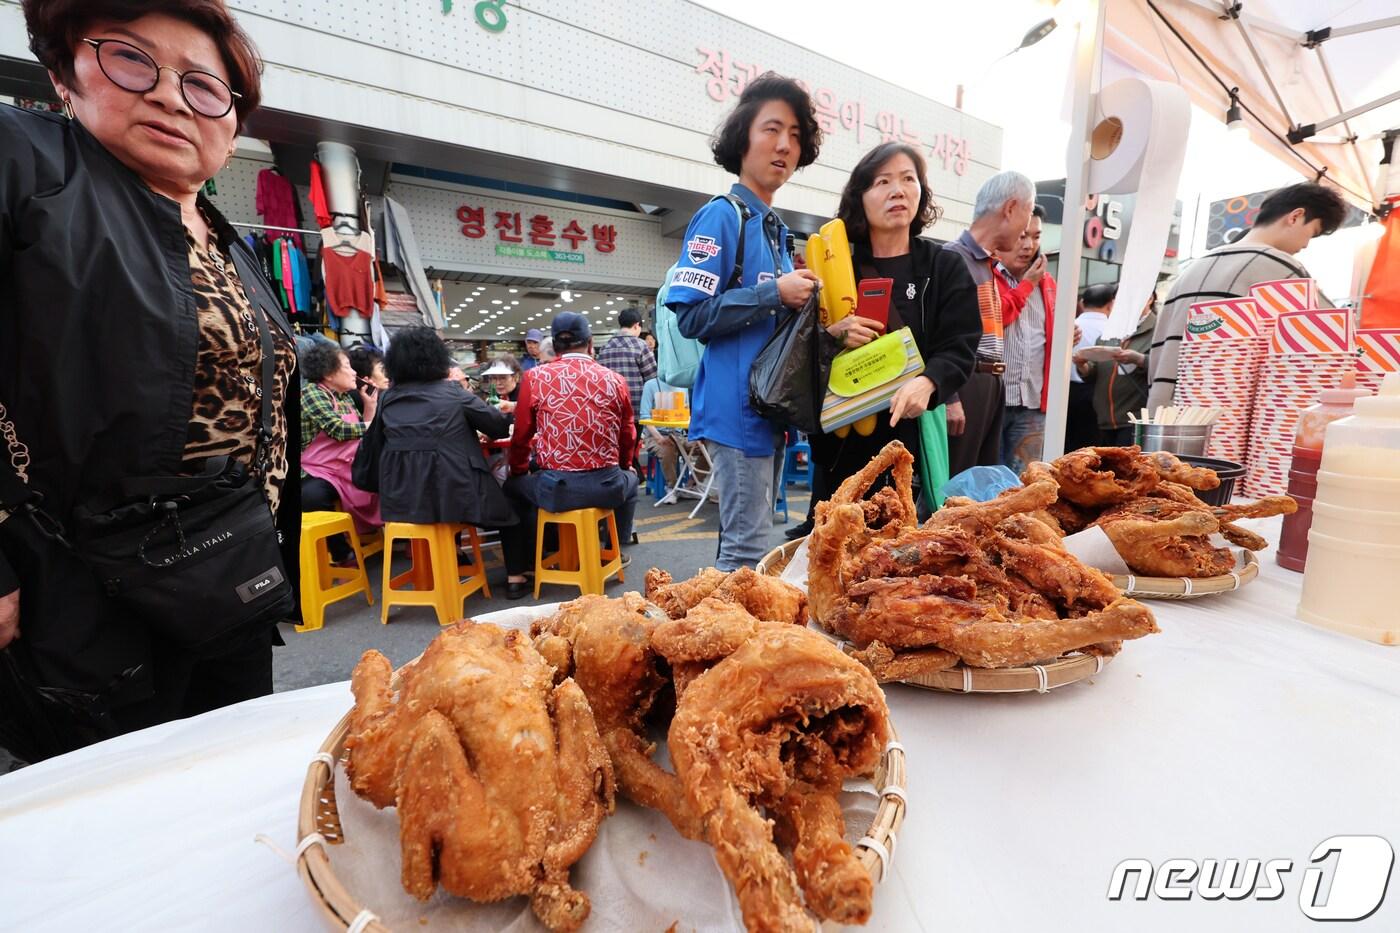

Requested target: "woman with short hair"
[
  {"left": 352, "top": 329, "right": 533, "bottom": 597},
  {"left": 299, "top": 342, "right": 379, "bottom": 557},
  {"left": 347, "top": 345, "right": 389, "bottom": 415},
  {"left": 0, "top": 0, "right": 296, "bottom": 761}
]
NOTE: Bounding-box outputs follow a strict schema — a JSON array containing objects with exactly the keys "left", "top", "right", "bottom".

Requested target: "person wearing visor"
[{"left": 481, "top": 355, "right": 523, "bottom": 414}]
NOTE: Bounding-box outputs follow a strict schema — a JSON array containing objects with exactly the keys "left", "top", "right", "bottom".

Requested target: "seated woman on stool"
[
  {"left": 300, "top": 342, "right": 379, "bottom": 561},
  {"left": 351, "top": 328, "right": 533, "bottom": 596}
]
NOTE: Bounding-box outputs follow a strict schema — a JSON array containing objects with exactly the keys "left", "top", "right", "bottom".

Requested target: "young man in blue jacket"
[{"left": 666, "top": 73, "right": 822, "bottom": 570}]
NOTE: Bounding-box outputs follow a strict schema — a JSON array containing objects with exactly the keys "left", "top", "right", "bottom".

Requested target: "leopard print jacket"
[{"left": 181, "top": 228, "right": 295, "bottom": 509}]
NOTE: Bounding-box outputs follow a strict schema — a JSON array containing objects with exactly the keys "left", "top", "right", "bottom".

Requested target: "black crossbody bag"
[{"left": 0, "top": 302, "right": 293, "bottom": 648}]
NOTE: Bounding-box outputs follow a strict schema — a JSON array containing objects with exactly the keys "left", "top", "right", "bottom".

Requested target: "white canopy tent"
[{"left": 1042, "top": 0, "right": 1400, "bottom": 458}]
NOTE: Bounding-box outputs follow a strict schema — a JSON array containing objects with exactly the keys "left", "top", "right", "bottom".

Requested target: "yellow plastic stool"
[
  {"left": 535, "top": 508, "right": 624, "bottom": 598},
  {"left": 356, "top": 527, "right": 384, "bottom": 559},
  {"left": 333, "top": 500, "right": 384, "bottom": 559},
  {"left": 296, "top": 511, "right": 373, "bottom": 633},
  {"left": 381, "top": 522, "right": 491, "bottom": 625}
]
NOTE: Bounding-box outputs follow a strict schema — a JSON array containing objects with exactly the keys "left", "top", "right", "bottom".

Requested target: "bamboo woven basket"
[
  {"left": 1108, "top": 549, "right": 1260, "bottom": 599},
  {"left": 759, "top": 538, "right": 1113, "bottom": 694},
  {"left": 295, "top": 659, "right": 908, "bottom": 929}
]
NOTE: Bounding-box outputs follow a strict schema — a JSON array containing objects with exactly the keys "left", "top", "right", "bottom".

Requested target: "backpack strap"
[{"left": 716, "top": 193, "right": 751, "bottom": 290}]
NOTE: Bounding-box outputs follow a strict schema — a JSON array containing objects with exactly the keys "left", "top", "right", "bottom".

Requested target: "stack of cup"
[
  {"left": 1298, "top": 372, "right": 1400, "bottom": 645},
  {"left": 1354, "top": 328, "right": 1400, "bottom": 395},
  {"left": 1246, "top": 309, "right": 1357, "bottom": 498},
  {"left": 1173, "top": 299, "right": 1265, "bottom": 464}
]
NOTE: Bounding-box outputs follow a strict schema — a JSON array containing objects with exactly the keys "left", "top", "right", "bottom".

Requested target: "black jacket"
[
  {"left": 352, "top": 381, "right": 516, "bottom": 527},
  {"left": 0, "top": 105, "right": 299, "bottom": 698},
  {"left": 809, "top": 237, "right": 981, "bottom": 474},
  {"left": 851, "top": 236, "right": 981, "bottom": 405}
]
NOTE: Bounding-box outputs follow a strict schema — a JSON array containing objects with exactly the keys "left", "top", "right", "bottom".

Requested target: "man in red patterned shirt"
[{"left": 505, "top": 313, "right": 639, "bottom": 598}]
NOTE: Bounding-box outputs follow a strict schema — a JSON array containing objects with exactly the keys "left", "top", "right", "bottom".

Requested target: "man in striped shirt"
[{"left": 1146, "top": 183, "right": 1348, "bottom": 410}]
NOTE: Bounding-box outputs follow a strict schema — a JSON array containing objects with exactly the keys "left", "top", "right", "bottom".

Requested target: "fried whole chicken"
[
  {"left": 529, "top": 593, "right": 703, "bottom": 838},
  {"left": 645, "top": 566, "right": 808, "bottom": 625},
  {"left": 1020, "top": 447, "right": 1299, "bottom": 578},
  {"left": 809, "top": 441, "right": 1159, "bottom": 680},
  {"left": 669, "top": 624, "right": 893, "bottom": 932},
  {"left": 345, "top": 622, "right": 614, "bottom": 932}
]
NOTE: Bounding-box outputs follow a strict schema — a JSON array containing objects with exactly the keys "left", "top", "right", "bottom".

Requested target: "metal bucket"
[{"left": 1134, "top": 423, "right": 1213, "bottom": 456}]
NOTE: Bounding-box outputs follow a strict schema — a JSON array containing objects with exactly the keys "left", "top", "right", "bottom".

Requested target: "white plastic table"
[{"left": 2, "top": 518, "right": 1397, "bottom": 932}]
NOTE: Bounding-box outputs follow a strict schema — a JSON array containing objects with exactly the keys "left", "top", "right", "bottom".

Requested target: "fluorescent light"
[{"left": 508, "top": 288, "right": 518, "bottom": 293}]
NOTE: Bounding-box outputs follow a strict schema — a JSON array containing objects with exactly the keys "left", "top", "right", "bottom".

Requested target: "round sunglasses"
[{"left": 82, "top": 37, "right": 240, "bottom": 119}]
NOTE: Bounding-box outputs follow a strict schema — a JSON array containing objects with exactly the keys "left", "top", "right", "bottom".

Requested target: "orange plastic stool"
[
  {"left": 381, "top": 522, "right": 491, "bottom": 625},
  {"left": 296, "top": 511, "right": 372, "bottom": 633},
  {"left": 534, "top": 507, "right": 624, "bottom": 598}
]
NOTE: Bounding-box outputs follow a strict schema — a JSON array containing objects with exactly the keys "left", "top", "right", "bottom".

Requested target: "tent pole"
[
  {"left": 1313, "top": 46, "right": 1380, "bottom": 209},
  {"left": 1228, "top": 13, "right": 1295, "bottom": 127},
  {"left": 1044, "top": 0, "right": 1106, "bottom": 460},
  {"left": 1307, "top": 15, "right": 1400, "bottom": 43},
  {"left": 1289, "top": 89, "right": 1400, "bottom": 141}
]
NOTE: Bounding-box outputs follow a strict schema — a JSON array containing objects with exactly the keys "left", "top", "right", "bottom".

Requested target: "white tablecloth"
[{"left": 3, "top": 518, "right": 1397, "bottom": 932}]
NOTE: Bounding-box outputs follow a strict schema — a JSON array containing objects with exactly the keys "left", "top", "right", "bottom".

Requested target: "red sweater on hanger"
[{"left": 323, "top": 247, "right": 374, "bottom": 318}]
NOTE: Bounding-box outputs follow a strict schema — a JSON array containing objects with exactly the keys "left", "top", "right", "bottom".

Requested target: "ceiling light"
[
  {"left": 491, "top": 299, "right": 503, "bottom": 305},
  {"left": 511, "top": 300, "right": 520, "bottom": 305},
  {"left": 508, "top": 288, "right": 518, "bottom": 293},
  {"left": 606, "top": 300, "right": 615, "bottom": 305},
  {"left": 1226, "top": 88, "right": 1249, "bottom": 142},
  {"left": 560, "top": 290, "right": 574, "bottom": 302}
]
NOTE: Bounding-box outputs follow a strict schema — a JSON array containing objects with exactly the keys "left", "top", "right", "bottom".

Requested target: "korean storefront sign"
[
  {"left": 457, "top": 204, "right": 618, "bottom": 265},
  {"left": 695, "top": 47, "right": 971, "bottom": 176}
]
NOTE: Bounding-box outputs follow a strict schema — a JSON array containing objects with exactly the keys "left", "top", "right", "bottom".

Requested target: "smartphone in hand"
[{"left": 856, "top": 278, "right": 894, "bottom": 330}]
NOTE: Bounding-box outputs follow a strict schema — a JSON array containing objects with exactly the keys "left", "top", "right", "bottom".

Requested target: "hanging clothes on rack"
[
  {"left": 291, "top": 243, "right": 311, "bottom": 314},
  {"left": 320, "top": 227, "right": 375, "bottom": 319},
  {"left": 308, "top": 160, "right": 332, "bottom": 230},
  {"left": 229, "top": 221, "right": 325, "bottom": 327},
  {"left": 254, "top": 167, "right": 303, "bottom": 248}
]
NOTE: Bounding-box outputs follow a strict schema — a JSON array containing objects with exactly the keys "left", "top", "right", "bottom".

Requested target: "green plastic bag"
[{"left": 917, "top": 405, "right": 950, "bottom": 512}]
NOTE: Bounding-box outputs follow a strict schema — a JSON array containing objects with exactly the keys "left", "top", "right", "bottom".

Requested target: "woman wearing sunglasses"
[{"left": 0, "top": 2, "right": 298, "bottom": 762}]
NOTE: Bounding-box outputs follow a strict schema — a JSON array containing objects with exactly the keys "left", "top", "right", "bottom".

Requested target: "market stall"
[{"left": 2, "top": 516, "right": 1397, "bottom": 932}]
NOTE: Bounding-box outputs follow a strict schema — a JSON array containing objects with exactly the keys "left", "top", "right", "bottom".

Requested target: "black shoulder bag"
[
  {"left": 748, "top": 289, "right": 838, "bottom": 435},
  {"left": 1, "top": 304, "right": 294, "bottom": 648}
]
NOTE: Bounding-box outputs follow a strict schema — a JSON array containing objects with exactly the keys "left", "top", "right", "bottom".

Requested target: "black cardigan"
[
  {"left": 0, "top": 105, "right": 298, "bottom": 700},
  {"left": 352, "top": 380, "right": 517, "bottom": 527},
  {"left": 850, "top": 236, "right": 981, "bottom": 408}
]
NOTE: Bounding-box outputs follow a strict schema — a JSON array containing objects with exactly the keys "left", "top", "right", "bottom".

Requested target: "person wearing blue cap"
[
  {"left": 505, "top": 312, "right": 639, "bottom": 598},
  {"left": 522, "top": 328, "right": 544, "bottom": 371}
]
